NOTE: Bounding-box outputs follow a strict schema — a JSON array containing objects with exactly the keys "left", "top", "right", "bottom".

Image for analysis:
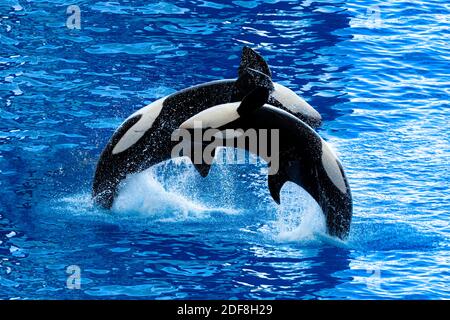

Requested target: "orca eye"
[
  {"left": 112, "top": 114, "right": 142, "bottom": 146},
  {"left": 111, "top": 98, "right": 166, "bottom": 155}
]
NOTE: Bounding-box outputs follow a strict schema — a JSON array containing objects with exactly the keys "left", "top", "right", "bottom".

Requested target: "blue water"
[{"left": 0, "top": 0, "right": 449, "bottom": 299}]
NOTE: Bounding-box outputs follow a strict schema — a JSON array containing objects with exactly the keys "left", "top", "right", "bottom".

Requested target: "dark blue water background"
[{"left": 0, "top": 0, "right": 449, "bottom": 299}]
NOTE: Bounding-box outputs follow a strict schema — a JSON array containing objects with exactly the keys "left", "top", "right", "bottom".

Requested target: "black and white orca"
[
  {"left": 178, "top": 88, "right": 352, "bottom": 239},
  {"left": 93, "top": 47, "right": 321, "bottom": 208},
  {"left": 92, "top": 47, "right": 352, "bottom": 238}
]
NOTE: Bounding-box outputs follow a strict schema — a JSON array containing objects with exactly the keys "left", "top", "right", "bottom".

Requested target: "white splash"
[
  {"left": 113, "top": 171, "right": 206, "bottom": 219},
  {"left": 112, "top": 163, "right": 238, "bottom": 220},
  {"left": 266, "top": 182, "right": 327, "bottom": 242}
]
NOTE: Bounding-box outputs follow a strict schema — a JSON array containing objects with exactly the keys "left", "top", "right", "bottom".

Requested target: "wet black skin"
[
  {"left": 91, "top": 47, "right": 351, "bottom": 238},
  {"left": 93, "top": 92, "right": 352, "bottom": 239},
  {"left": 212, "top": 105, "right": 353, "bottom": 239},
  {"left": 93, "top": 48, "right": 321, "bottom": 209},
  {"left": 92, "top": 78, "right": 262, "bottom": 209}
]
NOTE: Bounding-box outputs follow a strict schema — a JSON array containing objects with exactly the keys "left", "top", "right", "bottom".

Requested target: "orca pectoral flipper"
[
  {"left": 237, "top": 86, "right": 270, "bottom": 116},
  {"left": 268, "top": 169, "right": 289, "bottom": 205},
  {"left": 191, "top": 141, "right": 215, "bottom": 178},
  {"left": 193, "top": 162, "right": 212, "bottom": 177},
  {"left": 267, "top": 156, "right": 313, "bottom": 205},
  {"left": 268, "top": 141, "right": 352, "bottom": 239},
  {"left": 179, "top": 86, "right": 270, "bottom": 178}
]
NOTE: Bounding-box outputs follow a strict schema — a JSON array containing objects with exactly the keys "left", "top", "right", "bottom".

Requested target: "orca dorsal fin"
[
  {"left": 239, "top": 47, "right": 272, "bottom": 78},
  {"left": 235, "top": 68, "right": 274, "bottom": 99},
  {"left": 237, "top": 86, "right": 270, "bottom": 117}
]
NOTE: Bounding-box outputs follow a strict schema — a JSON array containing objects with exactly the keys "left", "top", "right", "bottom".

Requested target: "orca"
[
  {"left": 93, "top": 47, "right": 321, "bottom": 209},
  {"left": 179, "top": 88, "right": 352, "bottom": 239},
  {"left": 93, "top": 83, "right": 352, "bottom": 238}
]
